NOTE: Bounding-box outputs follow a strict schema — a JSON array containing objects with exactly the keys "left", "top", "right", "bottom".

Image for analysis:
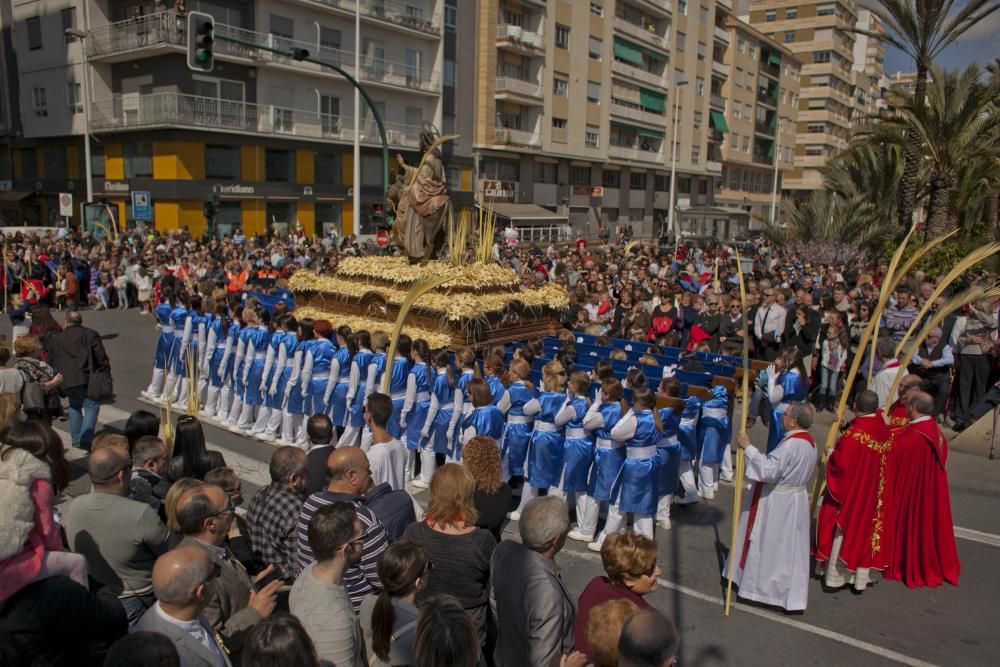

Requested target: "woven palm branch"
[
  {"left": 381, "top": 274, "right": 451, "bottom": 393},
  {"left": 186, "top": 346, "right": 200, "bottom": 416},
  {"left": 162, "top": 403, "right": 174, "bottom": 458},
  {"left": 476, "top": 204, "right": 497, "bottom": 265}
]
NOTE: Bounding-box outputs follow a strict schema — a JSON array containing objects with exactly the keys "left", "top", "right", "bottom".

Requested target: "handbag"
[
  {"left": 86, "top": 341, "right": 114, "bottom": 402},
  {"left": 19, "top": 371, "right": 46, "bottom": 412}
]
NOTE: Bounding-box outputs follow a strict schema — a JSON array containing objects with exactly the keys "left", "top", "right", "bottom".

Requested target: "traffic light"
[
  {"left": 291, "top": 47, "right": 310, "bottom": 61},
  {"left": 187, "top": 11, "right": 215, "bottom": 72},
  {"left": 371, "top": 203, "right": 385, "bottom": 226}
]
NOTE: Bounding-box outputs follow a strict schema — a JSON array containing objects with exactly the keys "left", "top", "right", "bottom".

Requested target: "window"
[
  {"left": 534, "top": 162, "right": 557, "bottom": 184},
  {"left": 585, "top": 124, "right": 600, "bottom": 148},
  {"left": 265, "top": 149, "right": 294, "bottom": 182},
  {"left": 43, "top": 146, "right": 68, "bottom": 180},
  {"left": 730, "top": 132, "right": 739, "bottom": 149},
  {"left": 588, "top": 36, "right": 603, "bottom": 60},
  {"left": 786, "top": 8, "right": 797, "bottom": 19},
  {"left": 64, "top": 82, "right": 82, "bottom": 113},
  {"left": 691, "top": 147, "right": 700, "bottom": 164},
  {"left": 571, "top": 166, "right": 592, "bottom": 185},
  {"left": 697, "top": 42, "right": 706, "bottom": 61},
  {"left": 817, "top": 4, "right": 836, "bottom": 17},
  {"left": 590, "top": 2, "right": 603, "bottom": 16},
  {"left": 444, "top": 4, "right": 457, "bottom": 31},
  {"left": 31, "top": 87, "right": 47, "bottom": 117},
  {"left": 696, "top": 77, "right": 704, "bottom": 96},
  {"left": 91, "top": 146, "right": 105, "bottom": 178},
  {"left": 737, "top": 37, "right": 745, "bottom": 53},
  {"left": 678, "top": 0, "right": 688, "bottom": 16},
  {"left": 26, "top": 16, "right": 42, "bottom": 50},
  {"left": 744, "top": 102, "right": 752, "bottom": 118},
  {"left": 205, "top": 145, "right": 240, "bottom": 179},
  {"left": 678, "top": 176, "right": 691, "bottom": 194},
  {"left": 552, "top": 117, "right": 567, "bottom": 142},
  {"left": 553, "top": 76, "right": 568, "bottom": 97},
  {"left": 813, "top": 51, "right": 831, "bottom": 64},
  {"left": 629, "top": 208, "right": 644, "bottom": 221},
  {"left": 805, "top": 145, "right": 825, "bottom": 156},
  {"left": 444, "top": 59, "right": 456, "bottom": 87},
  {"left": 602, "top": 208, "right": 619, "bottom": 223},
  {"left": 124, "top": 142, "right": 153, "bottom": 178},
  {"left": 62, "top": 7, "right": 76, "bottom": 42},
  {"left": 552, "top": 117, "right": 567, "bottom": 129},
  {"left": 693, "top": 111, "right": 702, "bottom": 129},
  {"left": 748, "top": 44, "right": 756, "bottom": 58},
  {"left": 699, "top": 6, "right": 709, "bottom": 23},
  {"left": 556, "top": 24, "right": 570, "bottom": 49},
  {"left": 732, "top": 104, "right": 741, "bottom": 119},
  {"left": 735, "top": 67, "right": 743, "bottom": 87},
  {"left": 630, "top": 171, "right": 647, "bottom": 190},
  {"left": 742, "top": 136, "right": 750, "bottom": 152},
  {"left": 676, "top": 32, "right": 686, "bottom": 51},
  {"left": 784, "top": 31, "right": 795, "bottom": 43},
  {"left": 586, "top": 80, "right": 601, "bottom": 103},
  {"left": 745, "top": 71, "right": 754, "bottom": 88},
  {"left": 320, "top": 95, "right": 340, "bottom": 134},
  {"left": 764, "top": 10, "right": 775, "bottom": 22},
  {"left": 602, "top": 170, "right": 621, "bottom": 188},
  {"left": 481, "top": 158, "right": 520, "bottom": 181},
  {"left": 655, "top": 173, "right": 669, "bottom": 190}
]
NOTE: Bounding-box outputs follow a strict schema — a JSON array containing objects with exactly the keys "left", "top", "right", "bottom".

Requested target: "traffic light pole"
[{"left": 214, "top": 34, "right": 390, "bottom": 230}]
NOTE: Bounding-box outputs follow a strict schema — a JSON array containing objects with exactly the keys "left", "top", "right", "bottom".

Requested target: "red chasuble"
[
  {"left": 886, "top": 401, "right": 909, "bottom": 430},
  {"left": 813, "top": 414, "right": 893, "bottom": 570},
  {"left": 884, "top": 417, "right": 960, "bottom": 588}
]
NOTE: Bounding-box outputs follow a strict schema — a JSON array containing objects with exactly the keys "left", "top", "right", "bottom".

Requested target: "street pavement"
[{"left": 9, "top": 309, "right": 1000, "bottom": 667}]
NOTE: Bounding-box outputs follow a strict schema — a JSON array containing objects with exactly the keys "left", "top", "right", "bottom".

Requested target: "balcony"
[
  {"left": 610, "top": 101, "right": 667, "bottom": 128},
  {"left": 608, "top": 145, "right": 664, "bottom": 162},
  {"left": 494, "top": 128, "right": 542, "bottom": 148},
  {"left": 495, "top": 76, "right": 544, "bottom": 102},
  {"left": 713, "top": 25, "right": 730, "bottom": 44},
  {"left": 496, "top": 24, "right": 546, "bottom": 55},
  {"left": 760, "top": 61, "right": 781, "bottom": 79},
  {"left": 757, "top": 89, "right": 778, "bottom": 107},
  {"left": 706, "top": 160, "right": 723, "bottom": 174},
  {"left": 711, "top": 60, "right": 730, "bottom": 78},
  {"left": 755, "top": 121, "right": 775, "bottom": 137},
  {"left": 87, "top": 14, "right": 441, "bottom": 95},
  {"left": 613, "top": 17, "right": 669, "bottom": 52},
  {"left": 89, "top": 93, "right": 423, "bottom": 148},
  {"left": 611, "top": 59, "right": 668, "bottom": 88},
  {"left": 710, "top": 93, "right": 726, "bottom": 109},
  {"left": 302, "top": 0, "right": 441, "bottom": 38}
]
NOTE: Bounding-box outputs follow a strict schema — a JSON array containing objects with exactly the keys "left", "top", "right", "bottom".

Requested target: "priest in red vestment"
[
  {"left": 885, "top": 375, "right": 923, "bottom": 430},
  {"left": 884, "top": 392, "right": 960, "bottom": 588},
  {"left": 814, "top": 390, "right": 893, "bottom": 591}
]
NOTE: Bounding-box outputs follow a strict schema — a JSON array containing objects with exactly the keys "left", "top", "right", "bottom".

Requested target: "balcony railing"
[
  {"left": 90, "top": 93, "right": 422, "bottom": 147},
  {"left": 710, "top": 93, "right": 726, "bottom": 109},
  {"left": 610, "top": 101, "right": 667, "bottom": 127},
  {"left": 496, "top": 24, "right": 545, "bottom": 53},
  {"left": 611, "top": 60, "right": 668, "bottom": 88},
  {"left": 613, "top": 17, "right": 669, "bottom": 51},
  {"left": 495, "top": 76, "right": 544, "bottom": 99},
  {"left": 757, "top": 89, "right": 778, "bottom": 107},
  {"left": 87, "top": 12, "right": 440, "bottom": 94},
  {"left": 760, "top": 61, "right": 781, "bottom": 79},
  {"left": 755, "top": 121, "right": 775, "bottom": 136},
  {"left": 706, "top": 160, "right": 723, "bottom": 174},
  {"left": 308, "top": 0, "right": 441, "bottom": 36},
  {"left": 713, "top": 25, "right": 730, "bottom": 44},
  {"left": 711, "top": 60, "right": 730, "bottom": 78},
  {"left": 494, "top": 128, "right": 542, "bottom": 148},
  {"left": 608, "top": 145, "right": 664, "bottom": 162}
]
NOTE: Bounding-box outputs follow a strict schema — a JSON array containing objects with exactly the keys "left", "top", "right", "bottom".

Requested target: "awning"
[
  {"left": 0, "top": 191, "right": 33, "bottom": 203},
  {"left": 639, "top": 88, "right": 665, "bottom": 113},
  {"left": 710, "top": 110, "right": 730, "bottom": 133},
  {"left": 768, "top": 51, "right": 782, "bottom": 67},
  {"left": 638, "top": 127, "right": 664, "bottom": 140},
  {"left": 613, "top": 37, "right": 644, "bottom": 67},
  {"left": 489, "top": 203, "right": 568, "bottom": 224}
]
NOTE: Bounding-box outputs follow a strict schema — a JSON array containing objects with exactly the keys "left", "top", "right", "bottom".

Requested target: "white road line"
[
  {"left": 953, "top": 526, "right": 1000, "bottom": 548},
  {"left": 54, "top": 404, "right": 270, "bottom": 487},
  {"left": 558, "top": 547, "right": 942, "bottom": 667}
]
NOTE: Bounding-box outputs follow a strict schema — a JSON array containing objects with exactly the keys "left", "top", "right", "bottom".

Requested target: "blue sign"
[{"left": 131, "top": 191, "right": 152, "bottom": 221}]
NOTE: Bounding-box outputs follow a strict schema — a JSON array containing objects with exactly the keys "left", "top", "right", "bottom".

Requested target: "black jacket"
[
  {"left": 45, "top": 323, "right": 110, "bottom": 390},
  {"left": 365, "top": 483, "right": 416, "bottom": 541}
]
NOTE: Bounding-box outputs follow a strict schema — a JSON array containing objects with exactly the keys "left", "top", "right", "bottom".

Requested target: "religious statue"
[{"left": 390, "top": 125, "right": 453, "bottom": 263}]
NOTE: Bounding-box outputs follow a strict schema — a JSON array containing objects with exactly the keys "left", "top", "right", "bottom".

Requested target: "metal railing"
[
  {"left": 710, "top": 93, "right": 727, "bottom": 109},
  {"left": 314, "top": 0, "right": 441, "bottom": 35},
  {"left": 496, "top": 24, "right": 545, "bottom": 50},
  {"left": 89, "top": 92, "right": 422, "bottom": 147},
  {"left": 495, "top": 76, "right": 543, "bottom": 99},
  {"left": 608, "top": 145, "right": 664, "bottom": 162},
  {"left": 87, "top": 11, "right": 440, "bottom": 93},
  {"left": 494, "top": 128, "right": 542, "bottom": 147},
  {"left": 711, "top": 60, "right": 730, "bottom": 78},
  {"left": 612, "top": 17, "right": 669, "bottom": 50},
  {"left": 756, "top": 89, "right": 778, "bottom": 106},
  {"left": 610, "top": 100, "right": 667, "bottom": 127},
  {"left": 611, "top": 60, "right": 668, "bottom": 88}
]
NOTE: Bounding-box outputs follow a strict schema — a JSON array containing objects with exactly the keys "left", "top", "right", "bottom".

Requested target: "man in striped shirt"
[{"left": 294, "top": 447, "right": 387, "bottom": 613}]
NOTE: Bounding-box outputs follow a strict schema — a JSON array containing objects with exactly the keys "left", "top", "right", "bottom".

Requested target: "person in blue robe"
[
  {"left": 337, "top": 330, "right": 374, "bottom": 448},
  {"left": 215, "top": 305, "right": 243, "bottom": 421},
  {"left": 677, "top": 394, "right": 703, "bottom": 505},
  {"left": 655, "top": 400, "right": 682, "bottom": 529},
  {"left": 281, "top": 319, "right": 315, "bottom": 446},
  {"left": 697, "top": 385, "right": 731, "bottom": 499},
  {"left": 415, "top": 350, "right": 462, "bottom": 487},
  {"left": 459, "top": 378, "right": 506, "bottom": 462},
  {"left": 201, "top": 301, "right": 230, "bottom": 417},
  {"left": 554, "top": 372, "right": 594, "bottom": 539},
  {"left": 142, "top": 288, "right": 175, "bottom": 400},
  {"left": 326, "top": 326, "right": 354, "bottom": 434},
  {"left": 501, "top": 359, "right": 538, "bottom": 482},
  {"left": 252, "top": 315, "right": 284, "bottom": 436},
  {"left": 401, "top": 339, "right": 434, "bottom": 482},
  {"left": 233, "top": 310, "right": 270, "bottom": 430},
  {"left": 262, "top": 315, "right": 297, "bottom": 440},
  {"left": 767, "top": 348, "right": 808, "bottom": 453},
  {"left": 162, "top": 293, "right": 190, "bottom": 405}
]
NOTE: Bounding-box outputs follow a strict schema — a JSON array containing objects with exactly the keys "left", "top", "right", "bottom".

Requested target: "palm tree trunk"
[
  {"left": 925, "top": 174, "right": 954, "bottom": 238},
  {"left": 898, "top": 63, "right": 929, "bottom": 230},
  {"left": 988, "top": 192, "right": 999, "bottom": 242}
]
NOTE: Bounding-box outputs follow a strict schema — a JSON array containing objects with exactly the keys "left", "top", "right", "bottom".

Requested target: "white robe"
[
  {"left": 367, "top": 438, "right": 408, "bottom": 491},
  {"left": 723, "top": 429, "right": 817, "bottom": 611}
]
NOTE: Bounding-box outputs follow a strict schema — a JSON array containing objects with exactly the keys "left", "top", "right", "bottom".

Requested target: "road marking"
[
  {"left": 54, "top": 404, "right": 270, "bottom": 487},
  {"left": 953, "top": 526, "right": 1000, "bottom": 548},
  {"left": 557, "top": 546, "right": 942, "bottom": 667}
]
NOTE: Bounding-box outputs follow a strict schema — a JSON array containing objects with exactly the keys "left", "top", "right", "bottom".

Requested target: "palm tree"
[
  {"left": 860, "top": 0, "right": 1000, "bottom": 230},
  {"left": 879, "top": 66, "right": 1000, "bottom": 238},
  {"left": 823, "top": 138, "right": 908, "bottom": 235}
]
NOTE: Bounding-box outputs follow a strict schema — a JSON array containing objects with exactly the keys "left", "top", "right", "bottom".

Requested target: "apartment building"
[
  {"left": 851, "top": 8, "right": 884, "bottom": 123},
  {"left": 746, "top": 0, "right": 858, "bottom": 192},
  {"left": 473, "top": 0, "right": 745, "bottom": 240},
  {"left": 0, "top": 0, "right": 475, "bottom": 236},
  {"left": 715, "top": 15, "right": 799, "bottom": 227}
]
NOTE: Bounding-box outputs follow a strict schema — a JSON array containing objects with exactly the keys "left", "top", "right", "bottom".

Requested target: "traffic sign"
[
  {"left": 58, "top": 192, "right": 73, "bottom": 217},
  {"left": 376, "top": 229, "right": 390, "bottom": 249},
  {"left": 132, "top": 191, "right": 152, "bottom": 221}
]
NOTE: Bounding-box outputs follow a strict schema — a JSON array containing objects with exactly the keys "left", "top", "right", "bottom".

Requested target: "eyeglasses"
[
  {"left": 207, "top": 501, "right": 237, "bottom": 519},
  {"left": 343, "top": 532, "right": 366, "bottom": 550}
]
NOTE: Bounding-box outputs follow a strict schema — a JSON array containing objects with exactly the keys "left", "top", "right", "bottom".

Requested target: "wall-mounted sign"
[
  {"left": 132, "top": 191, "right": 152, "bottom": 221},
  {"left": 572, "top": 186, "right": 604, "bottom": 197},
  {"left": 215, "top": 184, "right": 255, "bottom": 195},
  {"left": 482, "top": 179, "right": 516, "bottom": 202},
  {"left": 104, "top": 181, "right": 130, "bottom": 193}
]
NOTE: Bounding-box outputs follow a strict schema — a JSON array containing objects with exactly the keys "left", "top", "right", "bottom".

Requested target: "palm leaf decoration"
[{"left": 381, "top": 274, "right": 451, "bottom": 393}]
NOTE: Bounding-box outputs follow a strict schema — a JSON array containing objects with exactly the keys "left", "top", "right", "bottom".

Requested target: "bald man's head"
[
  {"left": 175, "top": 483, "right": 233, "bottom": 541},
  {"left": 88, "top": 445, "right": 131, "bottom": 488},
  {"left": 269, "top": 445, "right": 307, "bottom": 487},
  {"left": 152, "top": 546, "right": 212, "bottom": 609},
  {"left": 906, "top": 391, "right": 935, "bottom": 418},
  {"left": 618, "top": 610, "right": 679, "bottom": 667},
  {"left": 326, "top": 447, "right": 371, "bottom": 495}
]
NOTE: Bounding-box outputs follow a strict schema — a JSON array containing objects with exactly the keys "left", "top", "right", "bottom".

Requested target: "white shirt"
[
  {"left": 153, "top": 602, "right": 227, "bottom": 667},
  {"left": 367, "top": 438, "right": 407, "bottom": 490},
  {"left": 873, "top": 359, "right": 907, "bottom": 408}
]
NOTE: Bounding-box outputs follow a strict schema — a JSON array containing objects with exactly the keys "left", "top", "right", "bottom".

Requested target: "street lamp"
[
  {"left": 666, "top": 79, "right": 688, "bottom": 243},
  {"left": 66, "top": 27, "right": 93, "bottom": 205},
  {"left": 769, "top": 116, "right": 786, "bottom": 227}
]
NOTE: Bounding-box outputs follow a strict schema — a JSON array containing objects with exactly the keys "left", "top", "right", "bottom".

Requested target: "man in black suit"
[
  {"left": 305, "top": 413, "right": 336, "bottom": 495},
  {"left": 46, "top": 310, "right": 110, "bottom": 450}
]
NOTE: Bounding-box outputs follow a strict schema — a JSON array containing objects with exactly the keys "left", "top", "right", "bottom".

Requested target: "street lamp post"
[
  {"left": 769, "top": 116, "right": 785, "bottom": 227},
  {"left": 666, "top": 79, "right": 687, "bottom": 244},
  {"left": 66, "top": 27, "right": 93, "bottom": 205},
  {"left": 353, "top": 1, "right": 361, "bottom": 236}
]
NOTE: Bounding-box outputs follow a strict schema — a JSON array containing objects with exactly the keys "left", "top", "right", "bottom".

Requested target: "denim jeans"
[
  {"left": 65, "top": 384, "right": 100, "bottom": 448},
  {"left": 819, "top": 367, "right": 840, "bottom": 396},
  {"left": 120, "top": 592, "right": 156, "bottom": 629}
]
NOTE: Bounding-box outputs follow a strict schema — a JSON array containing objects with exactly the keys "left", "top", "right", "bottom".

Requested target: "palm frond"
[{"left": 381, "top": 275, "right": 451, "bottom": 392}]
